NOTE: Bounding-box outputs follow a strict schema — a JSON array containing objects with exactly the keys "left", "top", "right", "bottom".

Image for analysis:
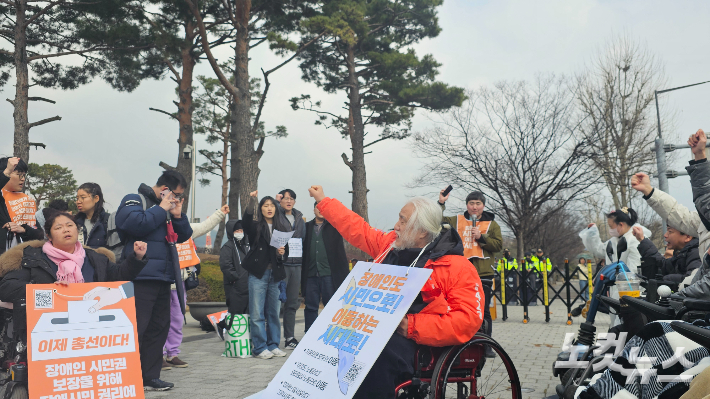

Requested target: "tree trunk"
[
  {"left": 233, "top": 0, "right": 259, "bottom": 217},
  {"left": 516, "top": 234, "right": 524, "bottom": 265},
  {"left": 214, "top": 132, "right": 230, "bottom": 247},
  {"left": 345, "top": 45, "right": 369, "bottom": 222},
  {"left": 12, "top": 0, "right": 30, "bottom": 162},
  {"left": 176, "top": 22, "right": 197, "bottom": 215}
]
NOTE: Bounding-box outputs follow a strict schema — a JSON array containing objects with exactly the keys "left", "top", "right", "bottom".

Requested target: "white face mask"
[
  {"left": 608, "top": 227, "right": 620, "bottom": 238},
  {"left": 235, "top": 232, "right": 244, "bottom": 241}
]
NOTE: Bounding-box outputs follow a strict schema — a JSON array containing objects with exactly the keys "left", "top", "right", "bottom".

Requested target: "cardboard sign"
[
  {"left": 27, "top": 282, "right": 144, "bottom": 399},
  {"left": 246, "top": 262, "right": 432, "bottom": 399},
  {"left": 456, "top": 215, "right": 490, "bottom": 259},
  {"left": 176, "top": 238, "right": 200, "bottom": 269}
]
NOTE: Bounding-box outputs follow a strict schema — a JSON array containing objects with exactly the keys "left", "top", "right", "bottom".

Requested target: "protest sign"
[
  {"left": 246, "top": 262, "right": 432, "bottom": 399},
  {"left": 27, "top": 282, "right": 144, "bottom": 399},
  {"left": 206, "top": 309, "right": 229, "bottom": 334},
  {"left": 270, "top": 230, "right": 294, "bottom": 249},
  {"left": 287, "top": 238, "right": 303, "bottom": 258},
  {"left": 176, "top": 238, "right": 201, "bottom": 268}
]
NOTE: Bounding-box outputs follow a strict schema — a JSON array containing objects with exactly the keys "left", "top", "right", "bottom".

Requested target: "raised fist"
[
  {"left": 308, "top": 186, "right": 325, "bottom": 203},
  {"left": 133, "top": 241, "right": 147, "bottom": 260}
]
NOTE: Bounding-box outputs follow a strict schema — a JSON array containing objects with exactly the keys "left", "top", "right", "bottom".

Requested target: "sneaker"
[
  {"left": 285, "top": 338, "right": 299, "bottom": 350},
  {"left": 161, "top": 360, "right": 172, "bottom": 371},
  {"left": 166, "top": 356, "right": 188, "bottom": 368},
  {"left": 254, "top": 349, "right": 274, "bottom": 359},
  {"left": 143, "top": 379, "right": 174, "bottom": 391},
  {"left": 271, "top": 348, "right": 287, "bottom": 357},
  {"left": 570, "top": 306, "right": 583, "bottom": 317}
]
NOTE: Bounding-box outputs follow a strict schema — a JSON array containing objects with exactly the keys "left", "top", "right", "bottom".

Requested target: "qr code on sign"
[
  {"left": 34, "top": 290, "right": 53, "bottom": 309},
  {"left": 342, "top": 361, "right": 365, "bottom": 385}
]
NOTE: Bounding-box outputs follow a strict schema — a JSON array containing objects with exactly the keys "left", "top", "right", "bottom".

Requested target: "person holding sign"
[
  {"left": 0, "top": 157, "right": 45, "bottom": 255},
  {"left": 439, "top": 189, "right": 502, "bottom": 357},
  {"left": 308, "top": 185, "right": 483, "bottom": 399},
  {"left": 0, "top": 211, "right": 148, "bottom": 303},
  {"left": 241, "top": 191, "right": 289, "bottom": 360},
  {"left": 274, "top": 189, "right": 306, "bottom": 350}
]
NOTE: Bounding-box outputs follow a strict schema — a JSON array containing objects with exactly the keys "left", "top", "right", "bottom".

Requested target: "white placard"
[
  {"left": 246, "top": 262, "right": 432, "bottom": 399},
  {"left": 288, "top": 238, "right": 303, "bottom": 258},
  {"left": 270, "top": 229, "right": 295, "bottom": 248}
]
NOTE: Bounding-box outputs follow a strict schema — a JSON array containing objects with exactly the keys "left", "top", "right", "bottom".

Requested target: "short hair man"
[
  {"left": 301, "top": 201, "right": 349, "bottom": 332},
  {"left": 634, "top": 225, "right": 700, "bottom": 283},
  {"left": 309, "top": 186, "right": 483, "bottom": 398},
  {"left": 439, "top": 189, "right": 502, "bottom": 357},
  {"left": 274, "top": 189, "right": 306, "bottom": 349},
  {"left": 115, "top": 170, "right": 193, "bottom": 391},
  {"left": 0, "top": 157, "right": 44, "bottom": 255}
]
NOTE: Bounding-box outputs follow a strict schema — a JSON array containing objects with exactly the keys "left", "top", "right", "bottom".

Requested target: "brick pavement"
[{"left": 147, "top": 301, "right": 610, "bottom": 399}]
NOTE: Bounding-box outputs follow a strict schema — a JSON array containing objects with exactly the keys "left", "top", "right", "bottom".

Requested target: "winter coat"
[
  {"left": 0, "top": 173, "right": 44, "bottom": 256},
  {"left": 74, "top": 210, "right": 110, "bottom": 249},
  {"left": 0, "top": 240, "right": 147, "bottom": 303},
  {"left": 579, "top": 224, "right": 646, "bottom": 275},
  {"left": 679, "top": 159, "right": 710, "bottom": 298},
  {"left": 317, "top": 197, "right": 483, "bottom": 347},
  {"left": 275, "top": 203, "right": 306, "bottom": 267},
  {"left": 241, "top": 197, "right": 288, "bottom": 281},
  {"left": 645, "top": 188, "right": 709, "bottom": 254},
  {"left": 220, "top": 219, "right": 249, "bottom": 314},
  {"left": 441, "top": 207, "right": 503, "bottom": 278},
  {"left": 638, "top": 237, "right": 701, "bottom": 283},
  {"left": 300, "top": 219, "right": 349, "bottom": 297},
  {"left": 115, "top": 184, "right": 192, "bottom": 282}
]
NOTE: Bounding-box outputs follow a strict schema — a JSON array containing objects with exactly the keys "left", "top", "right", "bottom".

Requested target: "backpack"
[{"left": 106, "top": 194, "right": 146, "bottom": 261}]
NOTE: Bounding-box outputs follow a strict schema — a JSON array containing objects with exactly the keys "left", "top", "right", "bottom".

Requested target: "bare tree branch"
[
  {"left": 149, "top": 107, "right": 178, "bottom": 120},
  {"left": 28, "top": 115, "right": 61, "bottom": 129}
]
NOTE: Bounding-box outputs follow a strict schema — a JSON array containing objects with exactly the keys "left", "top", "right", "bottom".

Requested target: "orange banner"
[
  {"left": 456, "top": 215, "right": 491, "bottom": 259},
  {"left": 27, "top": 282, "right": 144, "bottom": 399},
  {"left": 2, "top": 189, "right": 36, "bottom": 227},
  {"left": 177, "top": 238, "right": 200, "bottom": 269}
]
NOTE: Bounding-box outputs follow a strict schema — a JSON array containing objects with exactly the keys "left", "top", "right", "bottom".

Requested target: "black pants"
[
  {"left": 134, "top": 280, "right": 172, "bottom": 381},
  {"left": 482, "top": 282, "right": 492, "bottom": 337},
  {"left": 353, "top": 332, "right": 417, "bottom": 399}
]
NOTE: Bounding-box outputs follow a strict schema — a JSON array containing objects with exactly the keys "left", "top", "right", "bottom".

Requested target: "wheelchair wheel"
[{"left": 430, "top": 336, "right": 521, "bottom": 399}]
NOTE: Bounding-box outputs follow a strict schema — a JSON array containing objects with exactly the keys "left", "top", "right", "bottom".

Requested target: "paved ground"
[{"left": 147, "top": 301, "right": 610, "bottom": 399}]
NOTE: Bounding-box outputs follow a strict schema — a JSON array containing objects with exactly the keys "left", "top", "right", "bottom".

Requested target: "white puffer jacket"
[
  {"left": 172, "top": 208, "right": 227, "bottom": 288},
  {"left": 579, "top": 224, "right": 649, "bottom": 275}
]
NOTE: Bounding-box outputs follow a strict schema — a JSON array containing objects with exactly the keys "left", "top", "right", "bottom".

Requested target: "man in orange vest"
[
  {"left": 0, "top": 157, "right": 44, "bottom": 255},
  {"left": 439, "top": 189, "right": 502, "bottom": 357}
]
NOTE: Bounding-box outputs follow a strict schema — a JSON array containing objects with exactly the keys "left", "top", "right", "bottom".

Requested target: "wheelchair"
[
  {"left": 395, "top": 330, "right": 522, "bottom": 399},
  {"left": 0, "top": 300, "right": 29, "bottom": 399}
]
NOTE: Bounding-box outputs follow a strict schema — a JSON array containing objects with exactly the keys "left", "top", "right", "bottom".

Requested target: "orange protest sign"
[
  {"left": 206, "top": 309, "right": 229, "bottom": 331},
  {"left": 26, "top": 282, "right": 144, "bottom": 399},
  {"left": 456, "top": 215, "right": 491, "bottom": 259},
  {"left": 2, "top": 189, "right": 36, "bottom": 227},
  {"left": 177, "top": 238, "right": 200, "bottom": 269}
]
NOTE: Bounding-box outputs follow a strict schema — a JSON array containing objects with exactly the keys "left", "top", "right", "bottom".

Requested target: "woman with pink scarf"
[{"left": 0, "top": 211, "right": 148, "bottom": 303}]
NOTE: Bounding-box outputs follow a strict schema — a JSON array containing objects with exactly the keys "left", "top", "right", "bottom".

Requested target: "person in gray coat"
[{"left": 220, "top": 219, "right": 249, "bottom": 315}]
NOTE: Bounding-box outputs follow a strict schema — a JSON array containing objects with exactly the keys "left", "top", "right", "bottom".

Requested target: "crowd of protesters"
[{"left": 3, "top": 129, "right": 710, "bottom": 398}]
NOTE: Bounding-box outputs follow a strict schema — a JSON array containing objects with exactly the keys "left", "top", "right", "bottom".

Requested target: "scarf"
[{"left": 43, "top": 241, "right": 86, "bottom": 283}]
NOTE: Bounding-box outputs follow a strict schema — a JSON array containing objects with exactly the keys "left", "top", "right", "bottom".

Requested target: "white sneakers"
[
  {"left": 271, "top": 348, "right": 287, "bottom": 357},
  {"left": 254, "top": 348, "right": 287, "bottom": 359},
  {"left": 254, "top": 350, "right": 274, "bottom": 359}
]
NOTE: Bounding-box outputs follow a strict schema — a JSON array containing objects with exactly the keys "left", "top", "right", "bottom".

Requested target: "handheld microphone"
[
  {"left": 471, "top": 214, "right": 478, "bottom": 227},
  {"left": 442, "top": 185, "right": 453, "bottom": 197}
]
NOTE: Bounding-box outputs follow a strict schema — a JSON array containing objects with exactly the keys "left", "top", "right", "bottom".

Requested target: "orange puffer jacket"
[{"left": 317, "top": 197, "right": 483, "bottom": 347}]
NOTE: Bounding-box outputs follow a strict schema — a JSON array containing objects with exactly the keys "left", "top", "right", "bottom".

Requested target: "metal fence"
[{"left": 491, "top": 259, "right": 595, "bottom": 324}]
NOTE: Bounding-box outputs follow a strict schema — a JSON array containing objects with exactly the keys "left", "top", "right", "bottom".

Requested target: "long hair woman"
[{"left": 74, "top": 183, "right": 110, "bottom": 248}]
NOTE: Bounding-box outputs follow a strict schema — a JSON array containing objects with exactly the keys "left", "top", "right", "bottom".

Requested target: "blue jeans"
[
  {"left": 304, "top": 276, "right": 334, "bottom": 332},
  {"left": 248, "top": 270, "right": 281, "bottom": 355},
  {"left": 580, "top": 280, "right": 589, "bottom": 302}
]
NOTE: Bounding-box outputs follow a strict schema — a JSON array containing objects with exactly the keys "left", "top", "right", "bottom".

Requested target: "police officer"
[
  {"left": 530, "top": 248, "right": 552, "bottom": 306},
  {"left": 497, "top": 249, "right": 519, "bottom": 305}
]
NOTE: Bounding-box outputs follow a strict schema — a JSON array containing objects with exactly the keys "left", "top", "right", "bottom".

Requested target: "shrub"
[{"left": 186, "top": 261, "right": 225, "bottom": 302}]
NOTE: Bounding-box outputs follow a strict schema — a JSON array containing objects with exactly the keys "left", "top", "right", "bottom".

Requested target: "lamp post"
[
  {"left": 183, "top": 141, "right": 197, "bottom": 223},
  {"left": 653, "top": 80, "right": 710, "bottom": 231}
]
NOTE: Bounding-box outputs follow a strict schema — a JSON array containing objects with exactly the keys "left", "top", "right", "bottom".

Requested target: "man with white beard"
[{"left": 308, "top": 186, "right": 484, "bottom": 399}]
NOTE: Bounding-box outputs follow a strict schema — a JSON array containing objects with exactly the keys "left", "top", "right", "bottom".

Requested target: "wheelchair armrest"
[
  {"left": 620, "top": 295, "right": 676, "bottom": 321},
  {"left": 670, "top": 294, "right": 686, "bottom": 302},
  {"left": 683, "top": 298, "right": 710, "bottom": 312},
  {"left": 597, "top": 295, "right": 621, "bottom": 313},
  {"left": 480, "top": 279, "right": 493, "bottom": 287},
  {"left": 671, "top": 321, "right": 710, "bottom": 349}
]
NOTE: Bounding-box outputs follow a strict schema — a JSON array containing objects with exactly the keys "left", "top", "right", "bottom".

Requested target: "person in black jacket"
[
  {"left": 0, "top": 211, "right": 148, "bottom": 304},
  {"left": 242, "top": 190, "right": 288, "bottom": 359},
  {"left": 0, "top": 157, "right": 44, "bottom": 255},
  {"left": 220, "top": 219, "right": 249, "bottom": 315},
  {"left": 301, "top": 201, "right": 349, "bottom": 332},
  {"left": 74, "top": 182, "right": 110, "bottom": 249},
  {"left": 633, "top": 225, "right": 701, "bottom": 283}
]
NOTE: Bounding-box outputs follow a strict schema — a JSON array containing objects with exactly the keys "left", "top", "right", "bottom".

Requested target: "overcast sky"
[{"left": 2, "top": 0, "right": 709, "bottom": 245}]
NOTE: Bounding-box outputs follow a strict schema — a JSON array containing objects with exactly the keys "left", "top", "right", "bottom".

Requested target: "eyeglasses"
[
  {"left": 171, "top": 191, "right": 184, "bottom": 200},
  {"left": 282, "top": 197, "right": 295, "bottom": 202},
  {"left": 76, "top": 196, "right": 91, "bottom": 202},
  {"left": 11, "top": 172, "right": 26, "bottom": 180}
]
